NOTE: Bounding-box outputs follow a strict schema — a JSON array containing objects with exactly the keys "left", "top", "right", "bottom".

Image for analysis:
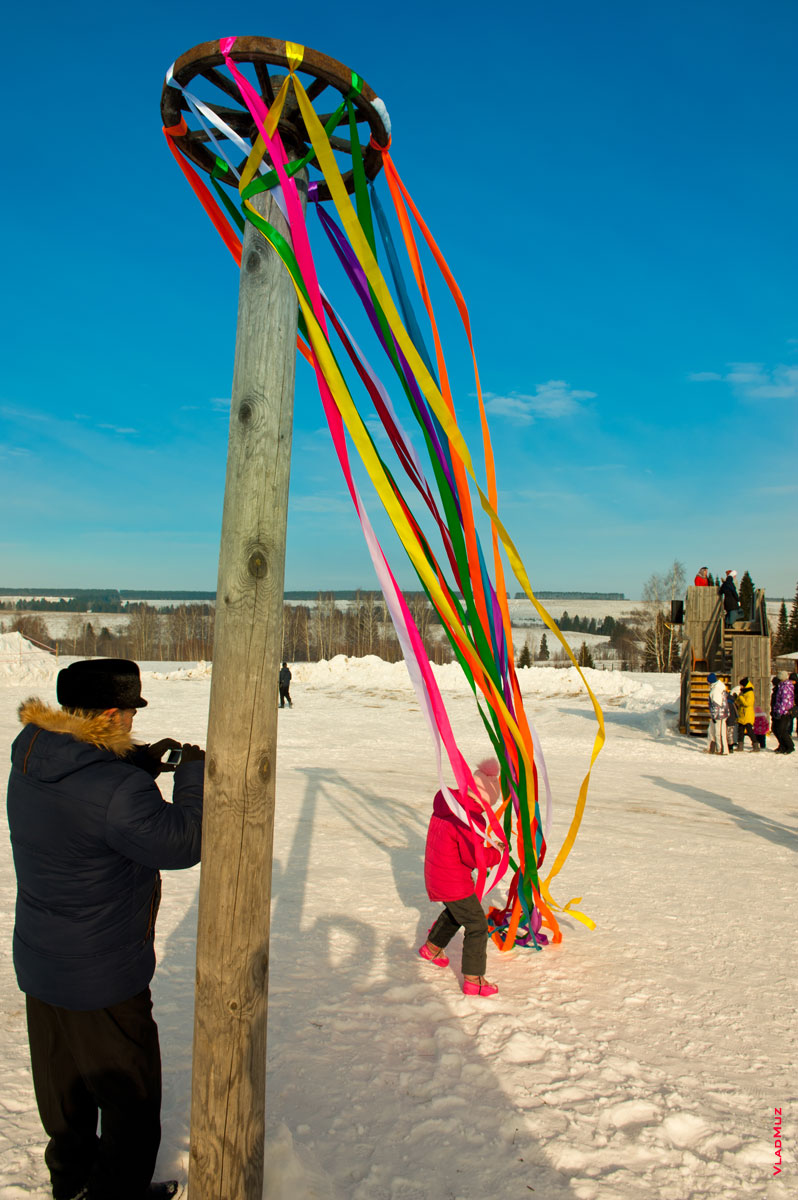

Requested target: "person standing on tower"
[{"left": 718, "top": 570, "right": 741, "bottom": 627}]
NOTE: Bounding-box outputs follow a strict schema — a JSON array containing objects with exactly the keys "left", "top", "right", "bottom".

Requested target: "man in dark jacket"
[
  {"left": 718, "top": 569, "right": 741, "bottom": 626},
  {"left": 279, "top": 661, "right": 293, "bottom": 708},
  {"left": 6, "top": 658, "right": 204, "bottom": 1200}
]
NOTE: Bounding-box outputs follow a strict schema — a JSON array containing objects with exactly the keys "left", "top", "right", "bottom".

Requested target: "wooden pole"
[{"left": 188, "top": 165, "right": 306, "bottom": 1199}]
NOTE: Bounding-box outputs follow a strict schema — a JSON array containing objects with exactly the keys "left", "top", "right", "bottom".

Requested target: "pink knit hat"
[{"left": 472, "top": 758, "right": 501, "bottom": 806}]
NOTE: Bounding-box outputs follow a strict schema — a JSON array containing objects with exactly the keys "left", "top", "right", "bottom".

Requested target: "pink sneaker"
[
  {"left": 462, "top": 978, "right": 499, "bottom": 996},
  {"left": 418, "top": 943, "right": 449, "bottom": 968}
]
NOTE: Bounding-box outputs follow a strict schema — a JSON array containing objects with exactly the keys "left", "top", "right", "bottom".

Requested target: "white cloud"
[
  {"left": 484, "top": 380, "right": 596, "bottom": 426},
  {"left": 689, "top": 363, "right": 798, "bottom": 401}
]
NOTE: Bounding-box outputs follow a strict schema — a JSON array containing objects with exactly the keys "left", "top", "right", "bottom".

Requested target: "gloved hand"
[
  {"left": 177, "top": 743, "right": 206, "bottom": 765},
  {"left": 126, "top": 738, "right": 181, "bottom": 778}
]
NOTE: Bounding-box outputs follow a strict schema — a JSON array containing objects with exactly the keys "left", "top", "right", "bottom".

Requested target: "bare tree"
[
  {"left": 126, "top": 604, "right": 162, "bottom": 661},
  {"left": 638, "top": 560, "right": 685, "bottom": 671}
]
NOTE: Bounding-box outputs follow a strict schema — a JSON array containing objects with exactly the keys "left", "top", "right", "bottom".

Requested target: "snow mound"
[
  {"left": 289, "top": 656, "right": 678, "bottom": 713},
  {"left": 0, "top": 632, "right": 58, "bottom": 685},
  {"left": 518, "top": 665, "right": 678, "bottom": 710},
  {"left": 146, "top": 661, "right": 213, "bottom": 682}
]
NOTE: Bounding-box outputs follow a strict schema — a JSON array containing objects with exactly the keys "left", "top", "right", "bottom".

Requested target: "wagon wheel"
[{"left": 161, "top": 36, "right": 390, "bottom": 202}]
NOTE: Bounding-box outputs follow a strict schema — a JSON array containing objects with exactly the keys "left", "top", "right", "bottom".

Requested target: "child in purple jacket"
[
  {"left": 772, "top": 672, "right": 796, "bottom": 754},
  {"left": 418, "top": 759, "right": 503, "bottom": 996}
]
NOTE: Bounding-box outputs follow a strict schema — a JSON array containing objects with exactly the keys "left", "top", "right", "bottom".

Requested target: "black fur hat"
[{"left": 57, "top": 659, "right": 148, "bottom": 710}]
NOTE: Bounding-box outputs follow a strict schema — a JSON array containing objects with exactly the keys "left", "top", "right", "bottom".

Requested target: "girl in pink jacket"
[{"left": 418, "top": 759, "right": 503, "bottom": 996}]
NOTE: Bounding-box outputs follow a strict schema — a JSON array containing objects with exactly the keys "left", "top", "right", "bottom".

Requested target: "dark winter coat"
[
  {"left": 279, "top": 666, "right": 292, "bottom": 687},
  {"left": 773, "top": 680, "right": 796, "bottom": 718},
  {"left": 718, "top": 577, "right": 739, "bottom": 613},
  {"left": 7, "top": 699, "right": 203, "bottom": 1010}
]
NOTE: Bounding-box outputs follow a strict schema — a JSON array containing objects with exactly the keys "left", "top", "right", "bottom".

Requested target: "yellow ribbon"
[{"left": 285, "top": 42, "right": 304, "bottom": 72}]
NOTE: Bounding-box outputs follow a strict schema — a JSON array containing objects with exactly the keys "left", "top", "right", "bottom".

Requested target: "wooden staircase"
[{"left": 679, "top": 587, "right": 772, "bottom": 736}]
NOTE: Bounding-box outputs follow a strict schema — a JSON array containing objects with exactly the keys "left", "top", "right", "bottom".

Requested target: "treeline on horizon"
[
  {"left": 3, "top": 601, "right": 657, "bottom": 671},
  {"left": 0, "top": 589, "right": 216, "bottom": 610},
  {"left": 3, "top": 596, "right": 452, "bottom": 667},
  {"left": 1, "top": 586, "right": 629, "bottom": 609}
]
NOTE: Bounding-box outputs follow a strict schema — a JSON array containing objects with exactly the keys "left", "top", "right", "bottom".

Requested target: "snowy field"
[{"left": 0, "top": 640, "right": 795, "bottom": 1199}]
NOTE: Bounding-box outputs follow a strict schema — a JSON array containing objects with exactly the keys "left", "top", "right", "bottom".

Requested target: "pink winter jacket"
[{"left": 424, "top": 790, "right": 501, "bottom": 902}]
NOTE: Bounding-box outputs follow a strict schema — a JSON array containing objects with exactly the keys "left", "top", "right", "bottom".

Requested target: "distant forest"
[
  {"left": 513, "top": 591, "right": 626, "bottom": 600},
  {"left": 4, "top": 596, "right": 452, "bottom": 666},
  {"left": 2, "top": 587, "right": 627, "bottom": 611},
  {"left": 0, "top": 589, "right": 215, "bottom": 611}
]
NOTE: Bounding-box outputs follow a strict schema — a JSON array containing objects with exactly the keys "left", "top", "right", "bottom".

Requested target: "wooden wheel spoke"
[
  {"left": 253, "top": 60, "right": 276, "bottom": 102},
  {"left": 305, "top": 76, "right": 329, "bottom": 102},
  {"left": 316, "top": 108, "right": 351, "bottom": 129},
  {"left": 327, "top": 134, "right": 368, "bottom": 158},
  {"left": 201, "top": 66, "right": 253, "bottom": 104},
  {"left": 196, "top": 106, "right": 258, "bottom": 135}
]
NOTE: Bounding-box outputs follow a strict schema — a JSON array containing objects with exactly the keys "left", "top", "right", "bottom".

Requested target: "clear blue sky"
[{"left": 1, "top": 1, "right": 795, "bottom": 599}]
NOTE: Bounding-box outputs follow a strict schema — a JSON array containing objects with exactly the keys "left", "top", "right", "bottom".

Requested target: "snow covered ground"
[{"left": 0, "top": 645, "right": 794, "bottom": 1199}]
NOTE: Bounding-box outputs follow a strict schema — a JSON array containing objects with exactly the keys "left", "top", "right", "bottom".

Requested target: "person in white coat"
[{"left": 706, "top": 673, "right": 729, "bottom": 755}]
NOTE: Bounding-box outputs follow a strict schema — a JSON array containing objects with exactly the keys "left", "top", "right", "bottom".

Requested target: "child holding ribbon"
[{"left": 418, "top": 759, "right": 503, "bottom": 996}]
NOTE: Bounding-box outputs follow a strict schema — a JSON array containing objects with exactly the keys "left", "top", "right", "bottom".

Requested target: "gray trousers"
[{"left": 428, "top": 894, "right": 490, "bottom": 975}]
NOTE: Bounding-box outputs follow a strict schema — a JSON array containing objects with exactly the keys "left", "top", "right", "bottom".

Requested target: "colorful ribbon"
[{"left": 164, "top": 40, "right": 604, "bottom": 946}]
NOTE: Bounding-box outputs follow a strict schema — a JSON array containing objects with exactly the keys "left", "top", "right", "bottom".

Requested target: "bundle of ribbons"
[{"left": 163, "top": 37, "right": 605, "bottom": 950}]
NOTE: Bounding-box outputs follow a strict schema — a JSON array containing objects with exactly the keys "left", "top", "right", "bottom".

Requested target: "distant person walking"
[
  {"left": 694, "top": 567, "right": 710, "bottom": 586},
  {"left": 279, "top": 662, "right": 293, "bottom": 709},
  {"left": 772, "top": 671, "right": 796, "bottom": 754},
  {"left": 718, "top": 570, "right": 741, "bottom": 627}
]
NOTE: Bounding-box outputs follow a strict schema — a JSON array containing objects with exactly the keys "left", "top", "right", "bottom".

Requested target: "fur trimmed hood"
[{"left": 18, "top": 698, "right": 135, "bottom": 756}]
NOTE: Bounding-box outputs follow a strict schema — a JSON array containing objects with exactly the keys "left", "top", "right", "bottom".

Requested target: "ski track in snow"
[{"left": 0, "top": 651, "right": 795, "bottom": 1199}]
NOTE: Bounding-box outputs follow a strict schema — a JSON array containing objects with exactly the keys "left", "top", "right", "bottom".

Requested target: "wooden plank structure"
[
  {"left": 161, "top": 37, "right": 390, "bottom": 1200},
  {"left": 679, "top": 585, "right": 771, "bottom": 735}
]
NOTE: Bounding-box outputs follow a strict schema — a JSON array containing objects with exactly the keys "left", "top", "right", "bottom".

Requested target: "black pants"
[
  {"left": 773, "top": 715, "right": 795, "bottom": 753},
  {"left": 738, "top": 722, "right": 758, "bottom": 747},
  {"left": 428, "top": 894, "right": 490, "bottom": 976},
  {"left": 26, "top": 989, "right": 161, "bottom": 1200},
  {"left": 279, "top": 685, "right": 292, "bottom": 708}
]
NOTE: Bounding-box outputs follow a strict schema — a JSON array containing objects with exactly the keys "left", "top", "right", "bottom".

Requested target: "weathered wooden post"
[
  {"left": 188, "top": 174, "right": 306, "bottom": 1198},
  {"left": 160, "top": 39, "right": 389, "bottom": 1200}
]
